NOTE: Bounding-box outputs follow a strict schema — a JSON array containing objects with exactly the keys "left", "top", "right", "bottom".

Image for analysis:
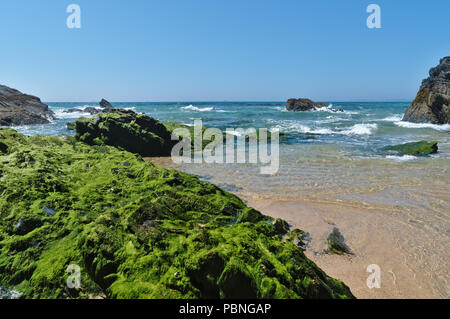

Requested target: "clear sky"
[{"left": 0, "top": 0, "right": 449, "bottom": 102}]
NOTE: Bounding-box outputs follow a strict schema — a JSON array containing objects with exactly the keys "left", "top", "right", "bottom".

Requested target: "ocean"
[
  {"left": 13, "top": 101, "right": 450, "bottom": 153},
  {"left": 8, "top": 101, "right": 450, "bottom": 298},
  {"left": 12, "top": 100, "right": 450, "bottom": 215}
]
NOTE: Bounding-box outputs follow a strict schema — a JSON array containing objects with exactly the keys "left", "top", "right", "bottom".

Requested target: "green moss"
[
  {"left": 217, "top": 257, "right": 257, "bottom": 298},
  {"left": 66, "top": 122, "right": 76, "bottom": 131},
  {"left": 75, "top": 110, "right": 176, "bottom": 157},
  {"left": 383, "top": 140, "right": 438, "bottom": 156},
  {"left": 0, "top": 127, "right": 354, "bottom": 299}
]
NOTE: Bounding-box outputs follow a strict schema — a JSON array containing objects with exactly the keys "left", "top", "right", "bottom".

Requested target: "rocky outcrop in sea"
[
  {"left": 63, "top": 98, "right": 115, "bottom": 116},
  {"left": 0, "top": 85, "right": 54, "bottom": 126},
  {"left": 286, "top": 98, "right": 343, "bottom": 112},
  {"left": 403, "top": 56, "right": 450, "bottom": 124}
]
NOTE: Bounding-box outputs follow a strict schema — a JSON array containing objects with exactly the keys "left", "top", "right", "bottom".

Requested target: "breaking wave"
[
  {"left": 394, "top": 121, "right": 450, "bottom": 131},
  {"left": 271, "top": 121, "right": 377, "bottom": 136},
  {"left": 181, "top": 105, "right": 214, "bottom": 112}
]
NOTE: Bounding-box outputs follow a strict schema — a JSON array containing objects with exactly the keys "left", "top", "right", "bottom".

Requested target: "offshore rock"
[{"left": 286, "top": 98, "right": 343, "bottom": 112}]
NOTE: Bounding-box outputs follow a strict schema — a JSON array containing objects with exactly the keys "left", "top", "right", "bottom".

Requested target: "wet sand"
[{"left": 246, "top": 198, "right": 446, "bottom": 299}]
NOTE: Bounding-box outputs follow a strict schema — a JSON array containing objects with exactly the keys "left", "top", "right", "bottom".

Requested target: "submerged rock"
[
  {"left": 0, "top": 85, "right": 55, "bottom": 126},
  {"left": 0, "top": 127, "right": 354, "bottom": 299},
  {"left": 403, "top": 56, "right": 450, "bottom": 124},
  {"left": 383, "top": 140, "right": 438, "bottom": 156},
  {"left": 75, "top": 109, "right": 176, "bottom": 157}
]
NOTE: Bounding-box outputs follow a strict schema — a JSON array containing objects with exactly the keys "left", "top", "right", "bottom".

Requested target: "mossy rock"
[
  {"left": 75, "top": 109, "right": 176, "bottom": 157},
  {"left": 0, "top": 127, "right": 354, "bottom": 299},
  {"left": 383, "top": 141, "right": 438, "bottom": 156},
  {"left": 325, "top": 228, "right": 351, "bottom": 255},
  {"left": 217, "top": 258, "right": 258, "bottom": 298}
]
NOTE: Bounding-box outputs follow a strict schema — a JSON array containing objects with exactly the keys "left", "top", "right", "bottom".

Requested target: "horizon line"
[{"left": 44, "top": 99, "right": 413, "bottom": 103}]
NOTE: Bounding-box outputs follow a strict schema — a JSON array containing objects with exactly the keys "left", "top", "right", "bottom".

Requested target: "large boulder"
[
  {"left": 75, "top": 109, "right": 176, "bottom": 157},
  {"left": 0, "top": 85, "right": 54, "bottom": 126},
  {"left": 403, "top": 56, "right": 450, "bottom": 124},
  {"left": 0, "top": 127, "right": 355, "bottom": 299}
]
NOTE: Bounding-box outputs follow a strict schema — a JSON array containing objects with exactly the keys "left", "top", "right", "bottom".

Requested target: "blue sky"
[{"left": 0, "top": 0, "right": 449, "bottom": 102}]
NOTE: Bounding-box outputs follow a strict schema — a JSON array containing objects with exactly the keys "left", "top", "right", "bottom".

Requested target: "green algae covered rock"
[
  {"left": 75, "top": 109, "right": 176, "bottom": 157},
  {"left": 325, "top": 228, "right": 351, "bottom": 255},
  {"left": 0, "top": 127, "right": 354, "bottom": 299},
  {"left": 383, "top": 140, "right": 438, "bottom": 156}
]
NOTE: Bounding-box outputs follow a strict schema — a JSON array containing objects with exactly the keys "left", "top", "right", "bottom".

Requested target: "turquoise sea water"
[
  {"left": 10, "top": 101, "right": 450, "bottom": 207},
  {"left": 11, "top": 101, "right": 450, "bottom": 160}
]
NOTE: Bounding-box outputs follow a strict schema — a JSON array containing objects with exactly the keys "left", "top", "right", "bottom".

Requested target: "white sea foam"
[
  {"left": 271, "top": 123, "right": 333, "bottom": 135},
  {"left": 339, "top": 123, "right": 378, "bottom": 136},
  {"left": 271, "top": 106, "right": 288, "bottom": 112},
  {"left": 315, "top": 116, "right": 350, "bottom": 124},
  {"left": 53, "top": 110, "right": 93, "bottom": 119},
  {"left": 313, "top": 104, "right": 359, "bottom": 115},
  {"left": 269, "top": 119, "right": 377, "bottom": 136},
  {"left": 385, "top": 155, "right": 418, "bottom": 162},
  {"left": 394, "top": 121, "right": 450, "bottom": 131},
  {"left": 380, "top": 114, "right": 404, "bottom": 122},
  {"left": 51, "top": 105, "right": 102, "bottom": 119},
  {"left": 314, "top": 104, "right": 335, "bottom": 112},
  {"left": 181, "top": 105, "right": 214, "bottom": 112}
]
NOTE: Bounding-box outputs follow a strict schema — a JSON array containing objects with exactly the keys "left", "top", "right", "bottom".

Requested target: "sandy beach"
[{"left": 246, "top": 198, "right": 447, "bottom": 299}]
